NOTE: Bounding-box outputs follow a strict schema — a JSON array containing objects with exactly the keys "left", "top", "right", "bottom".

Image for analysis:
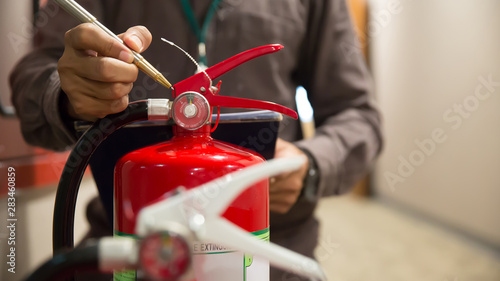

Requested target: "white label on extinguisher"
[
  {"left": 113, "top": 229, "right": 269, "bottom": 281},
  {"left": 192, "top": 228, "right": 269, "bottom": 281}
]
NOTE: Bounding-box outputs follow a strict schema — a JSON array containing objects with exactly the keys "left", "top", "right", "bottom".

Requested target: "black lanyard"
[{"left": 179, "top": 0, "right": 222, "bottom": 69}]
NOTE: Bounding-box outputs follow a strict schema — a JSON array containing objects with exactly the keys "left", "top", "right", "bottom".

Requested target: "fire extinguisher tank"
[
  {"left": 114, "top": 125, "right": 268, "bottom": 235},
  {"left": 113, "top": 44, "right": 297, "bottom": 280}
]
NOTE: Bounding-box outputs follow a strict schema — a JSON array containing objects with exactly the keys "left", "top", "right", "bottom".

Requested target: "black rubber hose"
[
  {"left": 25, "top": 242, "right": 99, "bottom": 281},
  {"left": 53, "top": 101, "right": 149, "bottom": 254}
]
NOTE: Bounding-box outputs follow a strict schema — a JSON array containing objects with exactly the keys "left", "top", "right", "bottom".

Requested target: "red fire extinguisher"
[
  {"left": 112, "top": 44, "right": 297, "bottom": 280},
  {"left": 51, "top": 44, "right": 298, "bottom": 280},
  {"left": 39, "top": 156, "right": 327, "bottom": 281}
]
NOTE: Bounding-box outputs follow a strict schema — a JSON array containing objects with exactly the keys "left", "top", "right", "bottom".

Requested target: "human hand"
[
  {"left": 269, "top": 138, "right": 309, "bottom": 214},
  {"left": 58, "top": 24, "right": 152, "bottom": 121}
]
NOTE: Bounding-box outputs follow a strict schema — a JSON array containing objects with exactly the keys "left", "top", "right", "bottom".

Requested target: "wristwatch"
[{"left": 300, "top": 148, "right": 320, "bottom": 202}]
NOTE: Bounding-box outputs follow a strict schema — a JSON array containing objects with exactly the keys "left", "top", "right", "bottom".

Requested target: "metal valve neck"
[{"left": 173, "top": 124, "right": 212, "bottom": 137}]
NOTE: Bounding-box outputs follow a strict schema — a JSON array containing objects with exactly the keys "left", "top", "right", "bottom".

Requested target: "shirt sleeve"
[
  {"left": 10, "top": 49, "right": 74, "bottom": 151},
  {"left": 294, "top": 0, "right": 383, "bottom": 197},
  {"left": 9, "top": 0, "right": 106, "bottom": 151}
]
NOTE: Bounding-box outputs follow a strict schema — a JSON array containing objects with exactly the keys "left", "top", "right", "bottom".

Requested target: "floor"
[{"left": 315, "top": 195, "right": 500, "bottom": 281}]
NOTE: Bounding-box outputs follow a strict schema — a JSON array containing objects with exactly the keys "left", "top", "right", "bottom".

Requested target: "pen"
[{"left": 54, "top": 0, "right": 172, "bottom": 89}]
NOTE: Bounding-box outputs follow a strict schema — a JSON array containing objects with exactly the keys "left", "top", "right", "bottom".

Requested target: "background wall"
[
  {"left": 0, "top": 182, "right": 96, "bottom": 281},
  {"left": 0, "top": 1, "right": 95, "bottom": 280},
  {"left": 371, "top": 0, "right": 500, "bottom": 247}
]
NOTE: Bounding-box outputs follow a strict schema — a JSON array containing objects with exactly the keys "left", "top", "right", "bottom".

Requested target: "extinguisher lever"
[
  {"left": 173, "top": 44, "right": 283, "bottom": 95},
  {"left": 203, "top": 218, "right": 327, "bottom": 281},
  {"left": 173, "top": 44, "right": 298, "bottom": 119},
  {"left": 205, "top": 44, "right": 283, "bottom": 80},
  {"left": 209, "top": 95, "right": 298, "bottom": 119},
  {"left": 136, "top": 157, "right": 306, "bottom": 231},
  {"left": 136, "top": 156, "right": 327, "bottom": 281},
  {"left": 174, "top": 44, "right": 283, "bottom": 96}
]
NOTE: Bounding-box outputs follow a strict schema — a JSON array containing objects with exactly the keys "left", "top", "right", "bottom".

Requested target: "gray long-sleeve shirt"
[{"left": 10, "top": 0, "right": 382, "bottom": 278}]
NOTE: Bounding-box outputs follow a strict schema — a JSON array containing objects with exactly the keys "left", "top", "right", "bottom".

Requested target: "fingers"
[
  {"left": 119, "top": 26, "right": 152, "bottom": 53},
  {"left": 65, "top": 88, "right": 130, "bottom": 121},
  {"left": 61, "top": 72, "right": 133, "bottom": 99},
  {"left": 269, "top": 174, "right": 304, "bottom": 214},
  {"left": 65, "top": 53, "right": 139, "bottom": 83},
  {"left": 72, "top": 96, "right": 129, "bottom": 121},
  {"left": 58, "top": 23, "right": 151, "bottom": 121},
  {"left": 269, "top": 138, "right": 311, "bottom": 214},
  {"left": 65, "top": 23, "right": 134, "bottom": 63},
  {"left": 60, "top": 72, "right": 133, "bottom": 121}
]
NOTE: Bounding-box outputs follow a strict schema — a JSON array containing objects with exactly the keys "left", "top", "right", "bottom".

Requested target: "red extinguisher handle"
[
  {"left": 172, "top": 44, "right": 298, "bottom": 119},
  {"left": 205, "top": 44, "right": 283, "bottom": 80},
  {"left": 209, "top": 95, "right": 298, "bottom": 120}
]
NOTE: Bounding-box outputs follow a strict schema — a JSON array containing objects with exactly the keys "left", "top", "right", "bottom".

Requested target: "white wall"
[
  {"left": 372, "top": 0, "right": 500, "bottom": 246},
  {"left": 0, "top": 0, "right": 33, "bottom": 109},
  {"left": 0, "top": 180, "right": 97, "bottom": 281}
]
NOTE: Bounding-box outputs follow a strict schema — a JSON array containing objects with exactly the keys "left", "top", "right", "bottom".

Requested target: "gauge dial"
[
  {"left": 139, "top": 231, "right": 191, "bottom": 281},
  {"left": 172, "top": 92, "right": 211, "bottom": 130}
]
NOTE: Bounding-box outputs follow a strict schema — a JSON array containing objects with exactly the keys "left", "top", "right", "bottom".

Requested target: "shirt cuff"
[{"left": 298, "top": 147, "right": 321, "bottom": 202}]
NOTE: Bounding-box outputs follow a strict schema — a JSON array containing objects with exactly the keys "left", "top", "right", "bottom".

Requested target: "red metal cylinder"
[{"left": 114, "top": 125, "right": 269, "bottom": 280}]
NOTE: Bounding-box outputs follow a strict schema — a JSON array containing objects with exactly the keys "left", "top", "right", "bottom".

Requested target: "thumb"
[{"left": 119, "top": 25, "right": 152, "bottom": 53}]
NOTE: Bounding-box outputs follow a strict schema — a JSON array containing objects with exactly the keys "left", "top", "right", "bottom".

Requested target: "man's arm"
[
  {"left": 294, "top": 0, "right": 383, "bottom": 198},
  {"left": 10, "top": 48, "right": 75, "bottom": 151},
  {"left": 9, "top": 0, "right": 105, "bottom": 151},
  {"left": 268, "top": 0, "right": 382, "bottom": 213},
  {"left": 9, "top": 0, "right": 150, "bottom": 151}
]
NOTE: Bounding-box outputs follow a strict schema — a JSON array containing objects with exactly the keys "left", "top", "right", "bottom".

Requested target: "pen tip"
[{"left": 158, "top": 75, "right": 172, "bottom": 89}]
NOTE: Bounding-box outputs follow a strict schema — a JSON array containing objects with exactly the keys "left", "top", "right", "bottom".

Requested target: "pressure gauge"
[
  {"left": 139, "top": 231, "right": 191, "bottom": 281},
  {"left": 172, "top": 92, "right": 211, "bottom": 130}
]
